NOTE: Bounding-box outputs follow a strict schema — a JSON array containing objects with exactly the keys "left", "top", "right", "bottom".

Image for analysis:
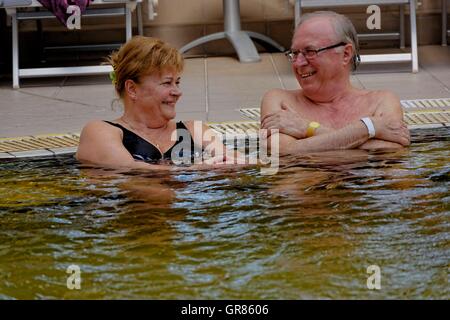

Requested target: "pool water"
[{"left": 0, "top": 128, "right": 448, "bottom": 299}]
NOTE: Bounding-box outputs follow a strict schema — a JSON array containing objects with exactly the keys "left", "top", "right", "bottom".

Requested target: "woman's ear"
[{"left": 125, "top": 79, "right": 137, "bottom": 100}]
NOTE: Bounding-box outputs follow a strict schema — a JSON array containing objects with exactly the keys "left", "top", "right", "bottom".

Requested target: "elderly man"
[{"left": 261, "top": 11, "right": 410, "bottom": 155}]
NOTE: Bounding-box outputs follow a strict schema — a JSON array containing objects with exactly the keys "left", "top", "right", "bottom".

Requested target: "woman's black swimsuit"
[{"left": 104, "top": 120, "right": 201, "bottom": 163}]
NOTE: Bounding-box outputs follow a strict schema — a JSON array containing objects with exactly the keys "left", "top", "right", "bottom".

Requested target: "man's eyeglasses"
[{"left": 285, "top": 42, "right": 347, "bottom": 62}]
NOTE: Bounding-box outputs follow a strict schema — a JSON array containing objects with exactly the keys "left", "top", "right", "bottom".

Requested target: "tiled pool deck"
[{"left": 0, "top": 45, "right": 449, "bottom": 159}]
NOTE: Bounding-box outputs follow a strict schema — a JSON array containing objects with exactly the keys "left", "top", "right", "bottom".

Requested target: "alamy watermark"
[
  {"left": 366, "top": 265, "right": 381, "bottom": 290},
  {"left": 66, "top": 6, "right": 81, "bottom": 30},
  {"left": 66, "top": 264, "right": 81, "bottom": 290},
  {"left": 66, "top": 4, "right": 384, "bottom": 34},
  {"left": 366, "top": 5, "right": 382, "bottom": 30}
]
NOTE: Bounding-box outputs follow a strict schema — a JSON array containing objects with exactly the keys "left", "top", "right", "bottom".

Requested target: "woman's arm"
[
  {"left": 184, "top": 120, "right": 244, "bottom": 164},
  {"left": 76, "top": 120, "right": 173, "bottom": 170}
]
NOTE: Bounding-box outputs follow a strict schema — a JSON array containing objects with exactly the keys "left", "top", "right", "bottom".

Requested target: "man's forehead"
[
  {"left": 295, "top": 17, "right": 336, "bottom": 36},
  {"left": 293, "top": 17, "right": 336, "bottom": 46}
]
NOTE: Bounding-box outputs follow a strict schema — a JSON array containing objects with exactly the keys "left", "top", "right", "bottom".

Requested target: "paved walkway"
[{"left": 0, "top": 46, "right": 449, "bottom": 139}]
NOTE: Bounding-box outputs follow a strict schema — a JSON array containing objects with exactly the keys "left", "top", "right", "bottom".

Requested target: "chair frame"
[
  {"left": 443, "top": 0, "right": 449, "bottom": 46},
  {"left": 1, "top": 0, "right": 141, "bottom": 88}
]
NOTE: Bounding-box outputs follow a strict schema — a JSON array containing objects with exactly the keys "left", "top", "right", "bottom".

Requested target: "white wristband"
[{"left": 360, "top": 117, "right": 376, "bottom": 138}]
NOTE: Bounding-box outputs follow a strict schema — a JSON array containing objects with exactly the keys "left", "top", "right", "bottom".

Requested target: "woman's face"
[{"left": 134, "top": 68, "right": 182, "bottom": 121}]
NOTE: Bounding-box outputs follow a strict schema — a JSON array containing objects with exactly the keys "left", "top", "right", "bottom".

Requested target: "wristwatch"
[{"left": 306, "top": 121, "right": 321, "bottom": 137}]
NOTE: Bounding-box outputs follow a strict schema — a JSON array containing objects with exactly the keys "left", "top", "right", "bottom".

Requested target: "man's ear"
[
  {"left": 342, "top": 43, "right": 353, "bottom": 68},
  {"left": 125, "top": 79, "right": 137, "bottom": 100}
]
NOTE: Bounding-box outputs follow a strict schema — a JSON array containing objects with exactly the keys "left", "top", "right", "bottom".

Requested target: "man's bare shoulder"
[
  {"left": 263, "top": 88, "right": 299, "bottom": 99},
  {"left": 261, "top": 88, "right": 300, "bottom": 114},
  {"left": 372, "top": 89, "right": 401, "bottom": 107},
  {"left": 360, "top": 89, "right": 403, "bottom": 120},
  {"left": 366, "top": 89, "right": 400, "bottom": 104}
]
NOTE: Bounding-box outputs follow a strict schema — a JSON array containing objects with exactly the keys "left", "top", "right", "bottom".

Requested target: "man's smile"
[{"left": 300, "top": 71, "right": 317, "bottom": 79}]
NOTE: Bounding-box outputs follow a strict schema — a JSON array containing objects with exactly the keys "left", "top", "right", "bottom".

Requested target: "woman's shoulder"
[
  {"left": 83, "top": 119, "right": 122, "bottom": 129},
  {"left": 80, "top": 120, "right": 122, "bottom": 139}
]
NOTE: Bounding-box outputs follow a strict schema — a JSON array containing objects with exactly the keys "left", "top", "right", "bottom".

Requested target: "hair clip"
[{"left": 109, "top": 70, "right": 117, "bottom": 85}]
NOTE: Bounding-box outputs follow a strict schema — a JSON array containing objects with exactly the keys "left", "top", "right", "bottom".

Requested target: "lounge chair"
[{"left": 1, "top": 0, "right": 141, "bottom": 88}]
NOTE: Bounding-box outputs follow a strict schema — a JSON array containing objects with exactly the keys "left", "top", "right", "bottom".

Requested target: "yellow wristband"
[{"left": 306, "top": 121, "right": 320, "bottom": 137}]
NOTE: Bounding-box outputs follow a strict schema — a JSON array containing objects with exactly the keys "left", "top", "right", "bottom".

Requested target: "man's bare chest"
[{"left": 289, "top": 96, "right": 378, "bottom": 129}]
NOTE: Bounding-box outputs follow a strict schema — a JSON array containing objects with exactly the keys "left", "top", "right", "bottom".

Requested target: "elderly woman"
[{"left": 76, "top": 36, "right": 231, "bottom": 169}]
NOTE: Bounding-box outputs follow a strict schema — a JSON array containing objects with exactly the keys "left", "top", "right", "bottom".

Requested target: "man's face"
[{"left": 290, "top": 17, "right": 346, "bottom": 96}]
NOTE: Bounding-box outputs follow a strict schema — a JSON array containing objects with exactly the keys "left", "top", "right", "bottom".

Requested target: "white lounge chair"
[{"left": 1, "top": 0, "right": 141, "bottom": 88}]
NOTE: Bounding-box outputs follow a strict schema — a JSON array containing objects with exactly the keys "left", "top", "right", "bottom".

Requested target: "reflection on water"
[{"left": 0, "top": 128, "right": 448, "bottom": 299}]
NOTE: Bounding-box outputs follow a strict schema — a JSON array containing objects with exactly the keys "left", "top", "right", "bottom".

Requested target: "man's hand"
[
  {"left": 261, "top": 102, "right": 309, "bottom": 139},
  {"left": 372, "top": 117, "right": 410, "bottom": 146}
]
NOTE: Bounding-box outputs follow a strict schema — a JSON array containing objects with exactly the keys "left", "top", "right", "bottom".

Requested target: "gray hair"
[{"left": 296, "top": 11, "right": 360, "bottom": 71}]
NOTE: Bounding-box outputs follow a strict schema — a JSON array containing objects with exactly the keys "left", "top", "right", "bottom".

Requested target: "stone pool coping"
[{"left": 1, "top": 98, "right": 449, "bottom": 160}]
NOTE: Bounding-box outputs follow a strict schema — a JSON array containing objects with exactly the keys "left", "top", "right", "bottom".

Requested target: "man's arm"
[
  {"left": 265, "top": 116, "right": 409, "bottom": 156},
  {"left": 261, "top": 90, "right": 370, "bottom": 155},
  {"left": 358, "top": 91, "right": 409, "bottom": 150},
  {"left": 260, "top": 90, "right": 410, "bottom": 155},
  {"left": 261, "top": 90, "right": 334, "bottom": 139}
]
